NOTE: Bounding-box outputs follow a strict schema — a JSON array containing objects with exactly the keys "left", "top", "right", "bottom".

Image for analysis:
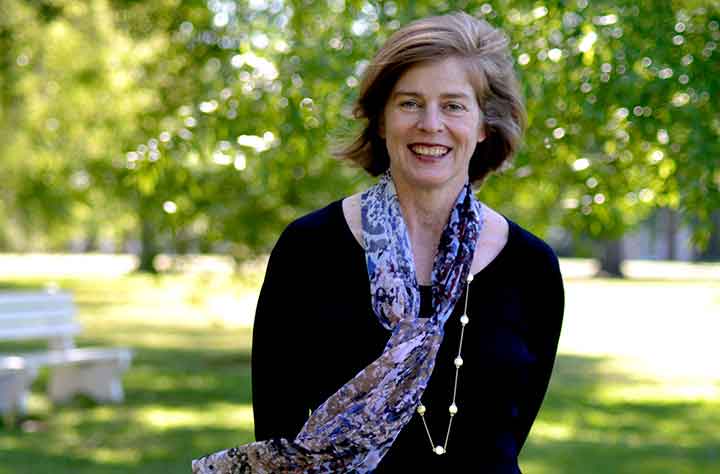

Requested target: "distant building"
[{"left": 624, "top": 209, "right": 719, "bottom": 261}]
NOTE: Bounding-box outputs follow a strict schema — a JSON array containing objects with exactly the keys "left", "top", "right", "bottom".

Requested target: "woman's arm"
[
  {"left": 251, "top": 223, "right": 312, "bottom": 441},
  {"left": 513, "top": 246, "right": 565, "bottom": 451}
]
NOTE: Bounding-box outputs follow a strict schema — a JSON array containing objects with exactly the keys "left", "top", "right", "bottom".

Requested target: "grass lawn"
[{"left": 0, "top": 261, "right": 718, "bottom": 473}]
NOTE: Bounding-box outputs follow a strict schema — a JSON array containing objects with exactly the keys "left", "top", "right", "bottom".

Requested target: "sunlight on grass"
[
  {"left": 89, "top": 447, "right": 141, "bottom": 465},
  {"left": 531, "top": 401, "right": 719, "bottom": 447},
  {"left": 26, "top": 391, "right": 52, "bottom": 414},
  {"left": 560, "top": 279, "right": 720, "bottom": 385},
  {"left": 598, "top": 378, "right": 719, "bottom": 402},
  {"left": 531, "top": 420, "right": 575, "bottom": 441},
  {"left": 136, "top": 404, "right": 253, "bottom": 431}
]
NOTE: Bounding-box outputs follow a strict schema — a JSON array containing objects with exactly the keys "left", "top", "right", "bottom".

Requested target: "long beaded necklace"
[{"left": 416, "top": 272, "right": 473, "bottom": 456}]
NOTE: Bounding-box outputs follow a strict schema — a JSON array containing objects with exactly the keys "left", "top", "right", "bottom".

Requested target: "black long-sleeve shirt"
[{"left": 251, "top": 199, "right": 564, "bottom": 473}]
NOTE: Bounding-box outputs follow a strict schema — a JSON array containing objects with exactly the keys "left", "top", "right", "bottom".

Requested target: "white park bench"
[{"left": 0, "top": 290, "right": 132, "bottom": 415}]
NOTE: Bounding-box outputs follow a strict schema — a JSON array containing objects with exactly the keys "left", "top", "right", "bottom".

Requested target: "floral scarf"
[{"left": 192, "top": 172, "right": 483, "bottom": 473}]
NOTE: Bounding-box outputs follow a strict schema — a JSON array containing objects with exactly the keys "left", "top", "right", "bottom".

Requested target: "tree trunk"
[
  {"left": 664, "top": 208, "right": 678, "bottom": 260},
  {"left": 84, "top": 223, "right": 99, "bottom": 252},
  {"left": 175, "top": 227, "right": 191, "bottom": 255},
  {"left": 138, "top": 217, "right": 158, "bottom": 273},
  {"left": 697, "top": 210, "right": 720, "bottom": 261},
  {"left": 597, "top": 238, "right": 624, "bottom": 278}
]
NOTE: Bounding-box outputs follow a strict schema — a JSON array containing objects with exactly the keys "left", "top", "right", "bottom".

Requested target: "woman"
[{"left": 193, "top": 11, "right": 564, "bottom": 474}]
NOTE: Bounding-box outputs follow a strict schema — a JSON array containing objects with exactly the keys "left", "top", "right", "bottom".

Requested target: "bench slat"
[
  {"left": 8, "top": 347, "right": 132, "bottom": 367},
  {"left": 0, "top": 308, "right": 75, "bottom": 323},
  {"left": 0, "top": 291, "right": 74, "bottom": 306},
  {"left": 0, "top": 292, "right": 79, "bottom": 342},
  {"left": 0, "top": 302, "right": 74, "bottom": 313},
  {"left": 0, "top": 304, "right": 74, "bottom": 314},
  {"left": 0, "top": 323, "right": 81, "bottom": 341}
]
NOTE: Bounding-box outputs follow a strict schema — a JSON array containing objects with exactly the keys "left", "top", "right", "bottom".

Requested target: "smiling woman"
[
  {"left": 192, "top": 11, "right": 564, "bottom": 474},
  {"left": 339, "top": 11, "right": 526, "bottom": 186}
]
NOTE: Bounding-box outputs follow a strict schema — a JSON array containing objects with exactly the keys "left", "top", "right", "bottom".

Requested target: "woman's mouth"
[{"left": 408, "top": 144, "right": 451, "bottom": 159}]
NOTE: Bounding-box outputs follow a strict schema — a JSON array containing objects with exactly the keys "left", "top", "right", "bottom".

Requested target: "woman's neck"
[
  {"left": 392, "top": 177, "right": 466, "bottom": 284},
  {"left": 393, "top": 178, "right": 465, "bottom": 239}
]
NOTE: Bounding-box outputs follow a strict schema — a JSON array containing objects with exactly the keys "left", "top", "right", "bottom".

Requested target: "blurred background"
[{"left": 0, "top": 0, "right": 718, "bottom": 473}]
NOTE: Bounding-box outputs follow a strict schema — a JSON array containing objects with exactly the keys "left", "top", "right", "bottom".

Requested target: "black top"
[{"left": 251, "top": 199, "right": 564, "bottom": 474}]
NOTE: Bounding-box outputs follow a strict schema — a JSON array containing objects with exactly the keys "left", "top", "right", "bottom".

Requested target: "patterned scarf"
[{"left": 192, "top": 172, "right": 483, "bottom": 474}]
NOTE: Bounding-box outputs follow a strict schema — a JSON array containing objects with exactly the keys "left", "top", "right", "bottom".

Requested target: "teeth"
[{"left": 411, "top": 145, "right": 449, "bottom": 157}]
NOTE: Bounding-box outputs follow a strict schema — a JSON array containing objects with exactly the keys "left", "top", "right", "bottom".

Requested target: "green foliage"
[{"left": 1, "top": 0, "right": 718, "bottom": 261}]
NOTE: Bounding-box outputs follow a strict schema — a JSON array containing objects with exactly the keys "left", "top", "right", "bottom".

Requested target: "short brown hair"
[{"left": 335, "top": 11, "right": 526, "bottom": 185}]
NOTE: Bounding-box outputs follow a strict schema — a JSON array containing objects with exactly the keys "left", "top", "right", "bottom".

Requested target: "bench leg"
[
  {"left": 0, "top": 368, "right": 38, "bottom": 416},
  {"left": 48, "top": 360, "right": 128, "bottom": 404}
]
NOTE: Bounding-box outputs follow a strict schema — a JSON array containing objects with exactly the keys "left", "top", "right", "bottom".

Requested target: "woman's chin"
[
  {"left": 401, "top": 170, "right": 458, "bottom": 190},
  {"left": 391, "top": 155, "right": 466, "bottom": 191}
]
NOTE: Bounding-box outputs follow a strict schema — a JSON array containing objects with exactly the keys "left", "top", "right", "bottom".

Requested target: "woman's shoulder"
[
  {"left": 287, "top": 199, "right": 345, "bottom": 233},
  {"left": 341, "top": 192, "right": 364, "bottom": 247},
  {"left": 501, "top": 214, "right": 562, "bottom": 278},
  {"left": 274, "top": 198, "right": 355, "bottom": 253}
]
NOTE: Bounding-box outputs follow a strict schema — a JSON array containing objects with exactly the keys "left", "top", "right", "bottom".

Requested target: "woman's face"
[{"left": 381, "top": 57, "right": 485, "bottom": 193}]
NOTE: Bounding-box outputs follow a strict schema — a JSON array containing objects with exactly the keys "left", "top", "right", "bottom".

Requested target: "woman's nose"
[{"left": 417, "top": 106, "right": 444, "bottom": 133}]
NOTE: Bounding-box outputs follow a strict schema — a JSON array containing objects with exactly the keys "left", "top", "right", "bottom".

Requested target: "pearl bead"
[
  {"left": 467, "top": 273, "right": 474, "bottom": 283},
  {"left": 449, "top": 403, "right": 458, "bottom": 415},
  {"left": 434, "top": 446, "right": 445, "bottom": 455},
  {"left": 454, "top": 357, "right": 463, "bottom": 368},
  {"left": 460, "top": 315, "right": 469, "bottom": 325},
  {"left": 416, "top": 404, "right": 426, "bottom": 415}
]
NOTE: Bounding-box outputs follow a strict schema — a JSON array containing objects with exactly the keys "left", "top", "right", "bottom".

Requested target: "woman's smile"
[{"left": 408, "top": 143, "right": 452, "bottom": 159}]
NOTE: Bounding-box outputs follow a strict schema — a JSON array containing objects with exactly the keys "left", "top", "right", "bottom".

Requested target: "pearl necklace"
[{"left": 416, "top": 272, "right": 473, "bottom": 456}]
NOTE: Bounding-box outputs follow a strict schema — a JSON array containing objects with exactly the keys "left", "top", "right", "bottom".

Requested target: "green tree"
[{"left": 2, "top": 0, "right": 718, "bottom": 276}]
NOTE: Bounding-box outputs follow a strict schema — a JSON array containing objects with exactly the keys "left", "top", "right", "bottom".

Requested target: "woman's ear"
[
  {"left": 477, "top": 108, "right": 487, "bottom": 142},
  {"left": 378, "top": 116, "right": 385, "bottom": 139},
  {"left": 477, "top": 124, "right": 486, "bottom": 143}
]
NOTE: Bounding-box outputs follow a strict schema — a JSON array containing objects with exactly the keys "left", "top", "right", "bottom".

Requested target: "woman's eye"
[
  {"left": 445, "top": 103, "right": 467, "bottom": 112},
  {"left": 400, "top": 100, "right": 420, "bottom": 109}
]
